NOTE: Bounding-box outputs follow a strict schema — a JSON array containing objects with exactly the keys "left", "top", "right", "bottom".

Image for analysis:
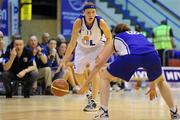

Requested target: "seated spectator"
[
  {"left": 56, "top": 33, "right": 66, "bottom": 47},
  {"left": 2, "top": 35, "right": 37, "bottom": 98},
  {"left": 27, "top": 34, "right": 52, "bottom": 95},
  {"left": 0, "top": 31, "right": 5, "bottom": 94},
  {"left": 0, "top": 31, "right": 4, "bottom": 72},
  {"left": 5, "top": 34, "right": 20, "bottom": 57},
  {"left": 46, "top": 38, "right": 64, "bottom": 80},
  {"left": 40, "top": 32, "right": 50, "bottom": 52},
  {"left": 57, "top": 42, "right": 79, "bottom": 93}
]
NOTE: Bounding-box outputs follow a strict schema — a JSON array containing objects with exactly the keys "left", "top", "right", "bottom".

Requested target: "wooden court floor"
[{"left": 0, "top": 89, "right": 180, "bottom": 120}]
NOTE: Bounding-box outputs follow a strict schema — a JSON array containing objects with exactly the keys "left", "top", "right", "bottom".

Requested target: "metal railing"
[
  {"left": 123, "top": 0, "right": 180, "bottom": 42},
  {"left": 152, "top": 0, "right": 180, "bottom": 20},
  {"left": 125, "top": 0, "right": 159, "bottom": 25}
]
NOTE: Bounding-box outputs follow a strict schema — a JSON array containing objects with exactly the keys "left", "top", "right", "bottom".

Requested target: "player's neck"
[{"left": 86, "top": 21, "right": 93, "bottom": 27}]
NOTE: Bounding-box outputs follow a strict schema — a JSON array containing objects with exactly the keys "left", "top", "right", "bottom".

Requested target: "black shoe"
[
  {"left": 24, "top": 93, "right": 30, "bottom": 98},
  {"left": 83, "top": 99, "right": 98, "bottom": 112},
  {"left": 94, "top": 107, "right": 109, "bottom": 120},
  {"left": 6, "top": 93, "right": 12, "bottom": 98},
  {"left": 45, "top": 86, "right": 52, "bottom": 95}
]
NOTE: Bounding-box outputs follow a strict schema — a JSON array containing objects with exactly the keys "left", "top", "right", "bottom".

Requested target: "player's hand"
[
  {"left": 17, "top": 69, "right": 27, "bottom": 78},
  {"left": 77, "top": 86, "right": 87, "bottom": 94},
  {"left": 95, "top": 55, "right": 101, "bottom": 64},
  {"left": 37, "top": 46, "right": 42, "bottom": 55},
  {"left": 146, "top": 83, "right": 157, "bottom": 101},
  {"left": 10, "top": 47, "right": 17, "bottom": 59}
]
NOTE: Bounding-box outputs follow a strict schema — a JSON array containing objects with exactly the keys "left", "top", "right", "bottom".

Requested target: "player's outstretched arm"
[{"left": 79, "top": 42, "right": 114, "bottom": 94}]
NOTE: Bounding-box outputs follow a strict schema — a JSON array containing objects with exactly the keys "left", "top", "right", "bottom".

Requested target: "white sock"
[
  {"left": 170, "top": 106, "right": 177, "bottom": 113},
  {"left": 101, "top": 105, "right": 108, "bottom": 111}
]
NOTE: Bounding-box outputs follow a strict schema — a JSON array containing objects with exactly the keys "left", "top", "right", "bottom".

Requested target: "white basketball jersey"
[{"left": 77, "top": 15, "right": 104, "bottom": 48}]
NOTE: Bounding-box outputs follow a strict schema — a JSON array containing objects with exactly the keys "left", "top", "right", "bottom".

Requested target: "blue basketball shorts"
[{"left": 106, "top": 52, "right": 162, "bottom": 82}]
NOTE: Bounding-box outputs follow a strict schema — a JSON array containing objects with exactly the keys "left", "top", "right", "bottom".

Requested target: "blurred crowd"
[{"left": 0, "top": 31, "right": 80, "bottom": 98}]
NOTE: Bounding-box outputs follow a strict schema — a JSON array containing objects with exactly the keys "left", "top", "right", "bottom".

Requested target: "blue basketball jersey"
[
  {"left": 114, "top": 31, "right": 156, "bottom": 56},
  {"left": 107, "top": 31, "right": 162, "bottom": 81}
]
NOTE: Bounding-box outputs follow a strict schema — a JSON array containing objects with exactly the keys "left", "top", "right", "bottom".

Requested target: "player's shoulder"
[
  {"left": 74, "top": 16, "right": 82, "bottom": 27},
  {"left": 96, "top": 15, "right": 105, "bottom": 23},
  {"left": 74, "top": 15, "right": 85, "bottom": 27},
  {"left": 96, "top": 16, "right": 107, "bottom": 30},
  {"left": 95, "top": 15, "right": 102, "bottom": 20}
]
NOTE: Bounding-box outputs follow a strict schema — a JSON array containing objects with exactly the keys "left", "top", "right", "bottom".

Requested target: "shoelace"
[
  {"left": 99, "top": 107, "right": 109, "bottom": 117},
  {"left": 170, "top": 108, "right": 178, "bottom": 115},
  {"left": 170, "top": 108, "right": 179, "bottom": 118},
  {"left": 94, "top": 107, "right": 108, "bottom": 118}
]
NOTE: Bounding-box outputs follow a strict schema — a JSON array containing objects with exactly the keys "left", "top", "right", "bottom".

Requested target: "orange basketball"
[{"left": 51, "top": 79, "right": 69, "bottom": 96}]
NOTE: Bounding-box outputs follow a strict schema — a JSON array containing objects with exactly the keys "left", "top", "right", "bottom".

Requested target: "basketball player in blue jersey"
[
  {"left": 79, "top": 24, "right": 179, "bottom": 120},
  {"left": 62, "top": 2, "right": 112, "bottom": 111}
]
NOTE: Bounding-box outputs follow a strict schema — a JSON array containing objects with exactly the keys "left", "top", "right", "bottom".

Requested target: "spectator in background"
[
  {"left": 46, "top": 38, "right": 63, "bottom": 80},
  {"left": 47, "top": 38, "right": 59, "bottom": 68},
  {"left": 135, "top": 25, "right": 147, "bottom": 37},
  {"left": 152, "top": 20, "right": 175, "bottom": 66},
  {"left": 0, "top": 31, "right": 4, "bottom": 72},
  {"left": 2, "top": 35, "right": 37, "bottom": 98},
  {"left": 57, "top": 33, "right": 66, "bottom": 47},
  {"left": 27, "top": 34, "right": 52, "bottom": 95},
  {"left": 5, "top": 34, "right": 20, "bottom": 56},
  {"left": 0, "top": 31, "right": 5, "bottom": 92},
  {"left": 56, "top": 42, "right": 80, "bottom": 93},
  {"left": 41, "top": 32, "right": 50, "bottom": 51}
]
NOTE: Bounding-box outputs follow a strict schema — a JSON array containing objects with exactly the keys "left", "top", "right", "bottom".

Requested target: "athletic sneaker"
[
  {"left": 83, "top": 99, "right": 98, "bottom": 112},
  {"left": 112, "top": 84, "right": 121, "bottom": 92},
  {"left": 86, "top": 91, "right": 93, "bottom": 103},
  {"left": 93, "top": 107, "right": 109, "bottom": 120},
  {"left": 171, "top": 108, "right": 180, "bottom": 120}
]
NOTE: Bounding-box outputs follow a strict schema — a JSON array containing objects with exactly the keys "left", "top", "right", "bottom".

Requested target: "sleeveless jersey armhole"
[
  {"left": 113, "top": 39, "right": 117, "bottom": 53},
  {"left": 96, "top": 16, "right": 103, "bottom": 35}
]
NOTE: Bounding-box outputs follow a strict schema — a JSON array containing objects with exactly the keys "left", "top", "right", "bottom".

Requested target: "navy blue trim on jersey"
[
  {"left": 84, "top": 17, "right": 95, "bottom": 30},
  {"left": 96, "top": 16, "right": 102, "bottom": 28},
  {"left": 77, "top": 15, "right": 103, "bottom": 34},
  {"left": 79, "top": 15, "right": 96, "bottom": 30},
  {"left": 96, "top": 16, "right": 103, "bottom": 35}
]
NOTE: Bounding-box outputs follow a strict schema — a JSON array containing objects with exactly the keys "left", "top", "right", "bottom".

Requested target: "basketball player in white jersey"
[{"left": 62, "top": 2, "right": 112, "bottom": 111}]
